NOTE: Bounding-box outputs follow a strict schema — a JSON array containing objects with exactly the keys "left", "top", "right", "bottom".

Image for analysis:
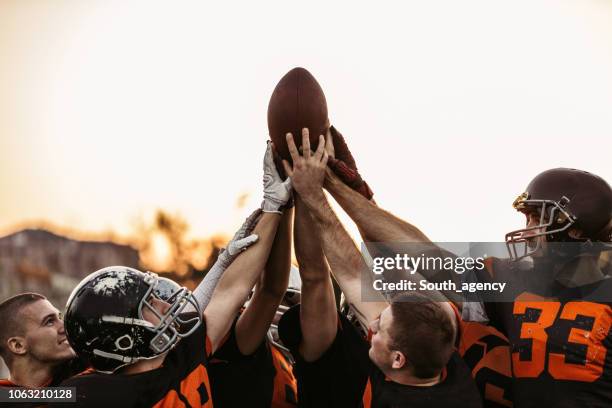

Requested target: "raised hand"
[
  {"left": 281, "top": 128, "right": 329, "bottom": 199},
  {"left": 326, "top": 126, "right": 374, "bottom": 200},
  {"left": 262, "top": 142, "right": 293, "bottom": 213}
]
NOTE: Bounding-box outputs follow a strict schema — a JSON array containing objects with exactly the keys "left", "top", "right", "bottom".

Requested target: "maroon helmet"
[{"left": 506, "top": 168, "right": 612, "bottom": 260}]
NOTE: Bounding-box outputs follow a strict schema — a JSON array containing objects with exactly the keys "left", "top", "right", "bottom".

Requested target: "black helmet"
[
  {"left": 64, "top": 266, "right": 201, "bottom": 373},
  {"left": 506, "top": 168, "right": 612, "bottom": 260}
]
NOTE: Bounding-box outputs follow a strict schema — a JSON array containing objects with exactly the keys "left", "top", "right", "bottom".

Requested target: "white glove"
[
  {"left": 219, "top": 209, "right": 262, "bottom": 263},
  {"left": 262, "top": 142, "right": 292, "bottom": 213},
  {"left": 190, "top": 209, "right": 261, "bottom": 310}
]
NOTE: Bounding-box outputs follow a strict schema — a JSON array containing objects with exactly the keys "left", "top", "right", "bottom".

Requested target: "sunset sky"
[{"left": 1, "top": 0, "right": 611, "bottom": 247}]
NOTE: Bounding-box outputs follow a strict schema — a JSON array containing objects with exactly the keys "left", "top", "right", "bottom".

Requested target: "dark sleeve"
[
  {"left": 278, "top": 304, "right": 370, "bottom": 407},
  {"left": 482, "top": 258, "right": 513, "bottom": 336},
  {"left": 52, "top": 375, "right": 144, "bottom": 408},
  {"left": 165, "top": 314, "right": 211, "bottom": 373},
  {"left": 443, "top": 353, "right": 484, "bottom": 408},
  {"left": 212, "top": 315, "right": 266, "bottom": 362},
  {"left": 208, "top": 317, "right": 277, "bottom": 408},
  {"left": 461, "top": 258, "right": 506, "bottom": 336}
]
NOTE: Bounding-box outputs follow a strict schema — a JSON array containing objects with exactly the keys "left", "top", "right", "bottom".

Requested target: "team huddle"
[{"left": 1, "top": 68, "right": 611, "bottom": 408}]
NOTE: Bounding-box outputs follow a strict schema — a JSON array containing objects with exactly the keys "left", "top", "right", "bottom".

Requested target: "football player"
[
  {"left": 0, "top": 197, "right": 260, "bottom": 406},
  {"left": 50, "top": 142, "right": 293, "bottom": 407},
  {"left": 462, "top": 168, "right": 612, "bottom": 408},
  {"left": 278, "top": 129, "right": 482, "bottom": 407},
  {"left": 0, "top": 293, "right": 81, "bottom": 391},
  {"left": 323, "top": 127, "right": 514, "bottom": 407},
  {"left": 325, "top": 128, "right": 612, "bottom": 406}
]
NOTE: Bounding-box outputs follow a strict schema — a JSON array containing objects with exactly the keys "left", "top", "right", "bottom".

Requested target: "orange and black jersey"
[
  {"left": 49, "top": 322, "right": 213, "bottom": 408},
  {"left": 278, "top": 304, "right": 482, "bottom": 408},
  {"left": 476, "top": 257, "right": 612, "bottom": 408},
  {"left": 459, "top": 321, "right": 513, "bottom": 408},
  {"left": 208, "top": 317, "right": 297, "bottom": 407}
]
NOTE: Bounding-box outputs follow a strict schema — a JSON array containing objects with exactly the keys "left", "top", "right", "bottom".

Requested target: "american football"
[
  {"left": 2, "top": 4, "right": 611, "bottom": 408},
  {"left": 267, "top": 67, "right": 329, "bottom": 160}
]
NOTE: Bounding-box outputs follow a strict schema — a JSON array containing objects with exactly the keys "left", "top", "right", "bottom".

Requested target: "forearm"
[
  {"left": 258, "top": 208, "right": 293, "bottom": 297},
  {"left": 324, "top": 171, "right": 459, "bottom": 295},
  {"left": 294, "top": 195, "right": 337, "bottom": 361},
  {"left": 235, "top": 290, "right": 282, "bottom": 355},
  {"left": 204, "top": 212, "right": 281, "bottom": 352},
  {"left": 325, "top": 173, "right": 430, "bottom": 243},
  {"left": 190, "top": 262, "right": 223, "bottom": 312},
  {"left": 235, "top": 209, "right": 293, "bottom": 354},
  {"left": 300, "top": 190, "right": 387, "bottom": 324},
  {"left": 190, "top": 209, "right": 262, "bottom": 311},
  {"left": 294, "top": 196, "right": 328, "bottom": 280},
  {"left": 300, "top": 190, "right": 363, "bottom": 282}
]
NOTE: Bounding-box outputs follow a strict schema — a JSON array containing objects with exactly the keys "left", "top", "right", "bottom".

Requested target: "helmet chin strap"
[
  {"left": 93, "top": 349, "right": 135, "bottom": 363},
  {"left": 150, "top": 330, "right": 176, "bottom": 354}
]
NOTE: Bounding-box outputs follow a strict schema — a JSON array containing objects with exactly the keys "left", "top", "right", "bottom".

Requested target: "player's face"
[
  {"left": 142, "top": 296, "right": 172, "bottom": 326},
  {"left": 524, "top": 211, "right": 545, "bottom": 235},
  {"left": 368, "top": 306, "right": 396, "bottom": 371},
  {"left": 22, "top": 299, "right": 76, "bottom": 363},
  {"left": 520, "top": 211, "right": 548, "bottom": 255}
]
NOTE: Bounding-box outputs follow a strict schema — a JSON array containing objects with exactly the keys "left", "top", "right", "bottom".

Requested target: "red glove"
[{"left": 327, "top": 126, "right": 374, "bottom": 200}]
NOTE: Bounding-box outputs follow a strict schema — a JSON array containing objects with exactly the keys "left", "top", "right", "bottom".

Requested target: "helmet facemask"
[
  {"left": 505, "top": 193, "right": 576, "bottom": 261},
  {"left": 141, "top": 274, "right": 202, "bottom": 355}
]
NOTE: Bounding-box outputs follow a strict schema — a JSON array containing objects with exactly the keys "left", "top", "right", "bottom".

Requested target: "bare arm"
[
  {"left": 298, "top": 188, "right": 387, "bottom": 326},
  {"left": 204, "top": 212, "right": 281, "bottom": 353},
  {"left": 190, "top": 210, "right": 261, "bottom": 311},
  {"left": 283, "top": 130, "right": 387, "bottom": 327},
  {"left": 204, "top": 141, "right": 293, "bottom": 353},
  {"left": 325, "top": 168, "right": 430, "bottom": 243},
  {"left": 294, "top": 195, "right": 338, "bottom": 362},
  {"left": 235, "top": 208, "right": 293, "bottom": 355},
  {"left": 323, "top": 139, "right": 461, "bottom": 305}
]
